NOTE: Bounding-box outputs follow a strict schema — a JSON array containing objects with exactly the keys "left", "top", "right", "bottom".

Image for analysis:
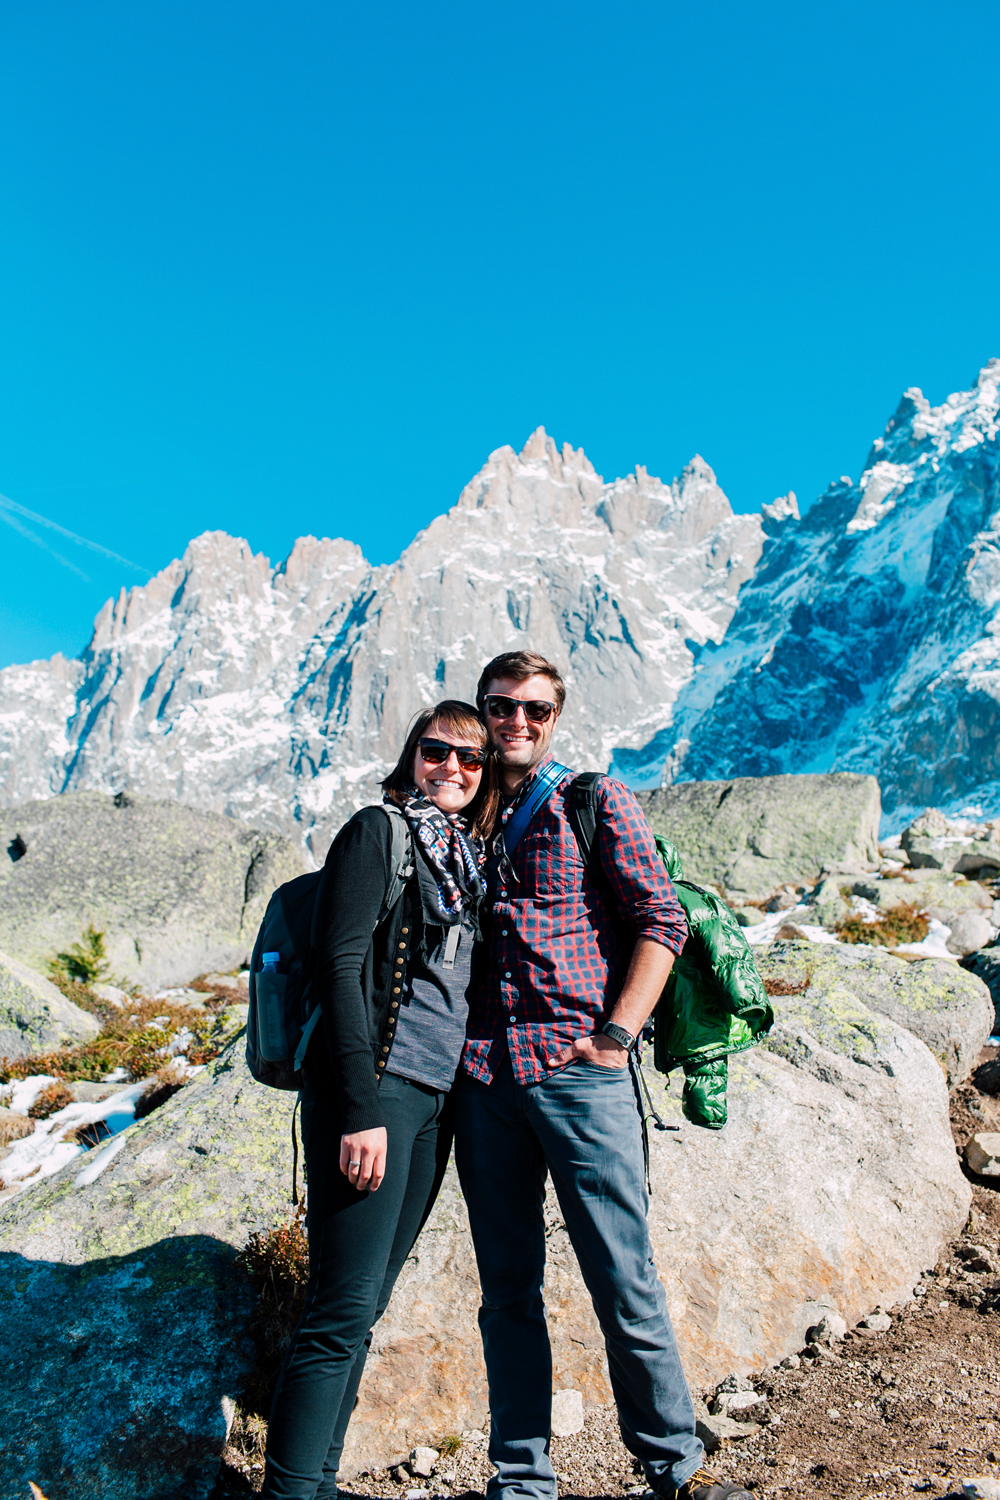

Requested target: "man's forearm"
[{"left": 608, "top": 936, "right": 676, "bottom": 1039}]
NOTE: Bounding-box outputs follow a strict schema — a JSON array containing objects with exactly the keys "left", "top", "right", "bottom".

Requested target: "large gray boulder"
[
  {"left": 0, "top": 944, "right": 981, "bottom": 1494},
  {"left": 637, "top": 772, "right": 881, "bottom": 898},
  {"left": 0, "top": 1037, "right": 296, "bottom": 1500},
  {"left": 0, "top": 792, "right": 304, "bottom": 989},
  {"left": 753, "top": 941, "right": 993, "bottom": 1087},
  {"left": 0, "top": 947, "right": 99, "bottom": 1060},
  {"left": 338, "top": 939, "right": 976, "bottom": 1475}
]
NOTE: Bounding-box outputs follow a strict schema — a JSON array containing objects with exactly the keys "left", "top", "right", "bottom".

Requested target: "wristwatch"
[{"left": 601, "top": 1022, "right": 637, "bottom": 1051}]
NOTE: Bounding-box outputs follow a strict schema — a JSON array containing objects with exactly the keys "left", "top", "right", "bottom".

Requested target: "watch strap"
[{"left": 601, "top": 1022, "right": 636, "bottom": 1051}]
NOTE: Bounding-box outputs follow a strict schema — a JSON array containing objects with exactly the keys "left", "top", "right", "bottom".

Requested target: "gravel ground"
[{"left": 216, "top": 1046, "right": 1000, "bottom": 1500}]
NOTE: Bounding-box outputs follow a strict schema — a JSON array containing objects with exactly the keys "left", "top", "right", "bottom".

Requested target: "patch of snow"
[
  {"left": 6, "top": 1075, "right": 59, "bottom": 1115},
  {"left": 895, "top": 918, "right": 956, "bottom": 960},
  {"left": 74, "top": 1133, "right": 130, "bottom": 1187},
  {"left": 162, "top": 1027, "right": 195, "bottom": 1057},
  {"left": 0, "top": 1080, "right": 150, "bottom": 1198},
  {"left": 743, "top": 905, "right": 811, "bottom": 944},
  {"left": 793, "top": 925, "right": 841, "bottom": 945}
]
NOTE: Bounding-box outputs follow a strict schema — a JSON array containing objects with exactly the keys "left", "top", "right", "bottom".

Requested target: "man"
[{"left": 455, "top": 649, "right": 750, "bottom": 1500}]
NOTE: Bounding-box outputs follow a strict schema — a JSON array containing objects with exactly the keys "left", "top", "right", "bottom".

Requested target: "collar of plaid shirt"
[{"left": 461, "top": 756, "right": 687, "bottom": 1086}]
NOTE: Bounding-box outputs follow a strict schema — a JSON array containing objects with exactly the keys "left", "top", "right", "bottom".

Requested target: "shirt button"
[
  {"left": 502, "top": 929, "right": 508, "bottom": 936},
  {"left": 401, "top": 927, "right": 409, "bottom": 934},
  {"left": 398, "top": 942, "right": 406, "bottom": 950},
  {"left": 508, "top": 1015, "right": 516, "bottom": 1025},
  {"left": 391, "top": 1000, "right": 399, "bottom": 1008},
  {"left": 392, "top": 986, "right": 400, "bottom": 994},
  {"left": 505, "top": 971, "right": 512, "bottom": 978},
  {"left": 382, "top": 1045, "right": 390, "bottom": 1053}
]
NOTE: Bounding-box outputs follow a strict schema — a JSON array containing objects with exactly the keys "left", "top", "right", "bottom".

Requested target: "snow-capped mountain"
[
  {"left": 2, "top": 363, "right": 997, "bottom": 853},
  {"left": 622, "top": 359, "right": 1000, "bottom": 830},
  {"left": 0, "top": 432, "right": 766, "bottom": 857}
]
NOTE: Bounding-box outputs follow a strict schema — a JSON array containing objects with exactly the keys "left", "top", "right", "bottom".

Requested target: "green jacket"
[{"left": 653, "top": 837, "right": 774, "bottom": 1129}]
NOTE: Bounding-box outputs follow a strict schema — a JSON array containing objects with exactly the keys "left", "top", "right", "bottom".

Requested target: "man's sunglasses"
[
  {"left": 417, "top": 738, "right": 488, "bottom": 769},
  {"left": 483, "top": 695, "right": 556, "bottom": 723}
]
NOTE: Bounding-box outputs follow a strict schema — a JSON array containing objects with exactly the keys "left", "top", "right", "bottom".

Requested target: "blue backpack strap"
[{"left": 501, "top": 761, "right": 573, "bottom": 856}]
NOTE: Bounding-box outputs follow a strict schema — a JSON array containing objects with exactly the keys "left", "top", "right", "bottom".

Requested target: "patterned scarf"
[{"left": 386, "top": 789, "right": 486, "bottom": 923}]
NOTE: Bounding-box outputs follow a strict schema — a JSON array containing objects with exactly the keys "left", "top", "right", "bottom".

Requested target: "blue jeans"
[{"left": 455, "top": 1056, "right": 703, "bottom": 1500}]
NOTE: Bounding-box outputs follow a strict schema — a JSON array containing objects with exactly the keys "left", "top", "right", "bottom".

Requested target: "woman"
[{"left": 261, "top": 700, "right": 497, "bottom": 1500}]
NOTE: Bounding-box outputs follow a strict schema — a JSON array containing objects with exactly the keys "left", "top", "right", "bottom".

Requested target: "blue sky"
[{"left": 2, "top": 0, "right": 998, "bottom": 669}]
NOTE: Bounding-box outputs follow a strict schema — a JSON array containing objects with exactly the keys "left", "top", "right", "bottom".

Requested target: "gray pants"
[{"left": 455, "top": 1056, "right": 703, "bottom": 1500}]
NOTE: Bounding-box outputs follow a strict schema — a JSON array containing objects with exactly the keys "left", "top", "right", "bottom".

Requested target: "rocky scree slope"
[
  {"left": 0, "top": 436, "right": 766, "bottom": 857},
  {"left": 636, "top": 361, "right": 1000, "bottom": 826}
]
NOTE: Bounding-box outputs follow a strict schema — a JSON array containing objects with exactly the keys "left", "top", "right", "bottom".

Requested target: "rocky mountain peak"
[{"left": 1, "top": 366, "right": 997, "bottom": 847}]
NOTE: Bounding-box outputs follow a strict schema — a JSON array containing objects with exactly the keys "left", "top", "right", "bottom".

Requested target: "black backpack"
[{"left": 245, "top": 806, "right": 413, "bottom": 1089}]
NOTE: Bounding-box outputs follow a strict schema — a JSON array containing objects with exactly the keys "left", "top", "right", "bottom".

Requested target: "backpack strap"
[
  {"left": 501, "top": 760, "right": 573, "bottom": 857},
  {"left": 293, "top": 808, "right": 413, "bottom": 1076},
  {"left": 378, "top": 805, "right": 415, "bottom": 924},
  {"left": 566, "top": 771, "right": 604, "bottom": 878}
]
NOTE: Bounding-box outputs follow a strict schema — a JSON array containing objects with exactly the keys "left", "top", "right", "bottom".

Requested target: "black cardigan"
[{"left": 305, "top": 805, "right": 423, "bottom": 1134}]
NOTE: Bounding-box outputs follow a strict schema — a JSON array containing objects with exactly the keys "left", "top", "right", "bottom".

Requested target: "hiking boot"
[{"left": 675, "top": 1468, "right": 753, "bottom": 1500}]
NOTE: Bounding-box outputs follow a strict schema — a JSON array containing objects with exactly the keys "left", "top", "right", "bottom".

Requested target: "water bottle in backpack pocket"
[
  {"left": 246, "top": 875, "right": 323, "bottom": 1090},
  {"left": 256, "top": 952, "right": 291, "bottom": 1062}
]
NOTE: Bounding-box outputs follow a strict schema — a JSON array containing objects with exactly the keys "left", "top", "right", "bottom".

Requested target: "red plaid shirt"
[{"left": 461, "top": 756, "right": 688, "bottom": 1086}]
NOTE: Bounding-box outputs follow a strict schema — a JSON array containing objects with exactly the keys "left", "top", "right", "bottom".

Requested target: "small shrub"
[
  {"left": 135, "top": 1066, "right": 185, "bottom": 1119},
  {"left": 837, "top": 901, "right": 929, "bottom": 948},
  {"left": 438, "top": 1434, "right": 463, "bottom": 1459},
  {"left": 235, "top": 1209, "right": 311, "bottom": 1420},
  {"left": 28, "top": 1082, "right": 75, "bottom": 1120},
  {"left": 0, "top": 1110, "right": 34, "bottom": 1146},
  {"left": 48, "top": 924, "right": 111, "bottom": 986},
  {"left": 69, "top": 1119, "right": 112, "bottom": 1150},
  {"left": 0, "top": 997, "right": 236, "bottom": 1085},
  {"left": 763, "top": 974, "right": 810, "bottom": 996}
]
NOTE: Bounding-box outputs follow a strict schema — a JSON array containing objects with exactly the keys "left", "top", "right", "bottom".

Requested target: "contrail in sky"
[{"left": 0, "top": 492, "right": 151, "bottom": 582}]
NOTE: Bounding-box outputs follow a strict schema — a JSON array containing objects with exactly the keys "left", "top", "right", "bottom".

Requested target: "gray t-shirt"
[{"left": 387, "top": 915, "right": 474, "bottom": 1093}]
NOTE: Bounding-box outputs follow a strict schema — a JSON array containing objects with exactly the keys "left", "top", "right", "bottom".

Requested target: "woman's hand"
[{"left": 339, "top": 1128, "right": 387, "bottom": 1192}]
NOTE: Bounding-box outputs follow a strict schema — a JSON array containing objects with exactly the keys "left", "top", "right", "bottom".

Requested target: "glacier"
[{"left": 1, "top": 363, "right": 997, "bottom": 855}]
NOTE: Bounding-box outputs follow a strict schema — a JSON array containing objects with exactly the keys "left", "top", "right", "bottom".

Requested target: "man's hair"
[{"left": 476, "top": 651, "right": 566, "bottom": 715}]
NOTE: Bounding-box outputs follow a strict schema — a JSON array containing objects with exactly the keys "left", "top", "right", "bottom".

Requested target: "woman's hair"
[{"left": 381, "top": 699, "right": 499, "bottom": 841}]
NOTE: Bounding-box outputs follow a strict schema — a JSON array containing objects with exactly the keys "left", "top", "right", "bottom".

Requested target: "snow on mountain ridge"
[
  {"left": 647, "top": 360, "right": 1000, "bottom": 826},
  {"left": 0, "top": 429, "right": 767, "bottom": 857},
  {"left": 3, "top": 365, "right": 997, "bottom": 851}
]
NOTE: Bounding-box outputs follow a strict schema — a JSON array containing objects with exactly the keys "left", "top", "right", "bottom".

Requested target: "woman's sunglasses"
[
  {"left": 483, "top": 694, "right": 556, "bottom": 723},
  {"left": 417, "top": 738, "right": 488, "bottom": 769}
]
